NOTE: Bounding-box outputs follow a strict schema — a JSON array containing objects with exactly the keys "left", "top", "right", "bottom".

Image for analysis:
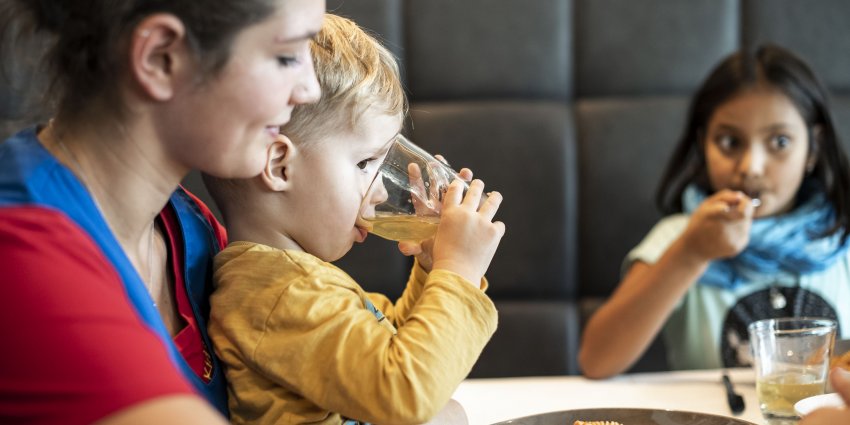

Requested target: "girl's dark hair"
[
  {"left": 0, "top": 0, "right": 276, "bottom": 122},
  {"left": 656, "top": 43, "right": 850, "bottom": 240}
]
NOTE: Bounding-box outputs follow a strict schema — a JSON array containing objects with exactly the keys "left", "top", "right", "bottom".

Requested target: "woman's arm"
[{"left": 95, "top": 396, "right": 228, "bottom": 425}]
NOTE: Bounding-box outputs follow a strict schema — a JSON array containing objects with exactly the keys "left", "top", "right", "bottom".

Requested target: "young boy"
[{"left": 204, "top": 14, "right": 505, "bottom": 425}]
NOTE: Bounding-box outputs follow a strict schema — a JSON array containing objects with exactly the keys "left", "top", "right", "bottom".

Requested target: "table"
[{"left": 452, "top": 368, "right": 765, "bottom": 425}]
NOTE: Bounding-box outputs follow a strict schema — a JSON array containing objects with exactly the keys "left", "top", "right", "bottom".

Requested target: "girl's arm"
[
  {"left": 578, "top": 238, "right": 709, "bottom": 379},
  {"left": 579, "top": 190, "right": 755, "bottom": 379}
]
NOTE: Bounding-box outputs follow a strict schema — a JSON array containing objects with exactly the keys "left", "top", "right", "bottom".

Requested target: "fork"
[{"left": 722, "top": 370, "right": 746, "bottom": 415}]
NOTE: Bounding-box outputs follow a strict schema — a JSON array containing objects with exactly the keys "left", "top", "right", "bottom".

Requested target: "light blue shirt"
[{"left": 626, "top": 214, "right": 850, "bottom": 370}]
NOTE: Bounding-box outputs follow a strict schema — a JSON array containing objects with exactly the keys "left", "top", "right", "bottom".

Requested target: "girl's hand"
[
  {"left": 397, "top": 162, "right": 473, "bottom": 272},
  {"left": 430, "top": 178, "right": 505, "bottom": 285},
  {"left": 680, "top": 190, "right": 756, "bottom": 262}
]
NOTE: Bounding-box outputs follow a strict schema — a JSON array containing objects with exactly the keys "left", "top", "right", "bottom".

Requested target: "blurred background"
[{"left": 4, "top": 0, "right": 850, "bottom": 378}]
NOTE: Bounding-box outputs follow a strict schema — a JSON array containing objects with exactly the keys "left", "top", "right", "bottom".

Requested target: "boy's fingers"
[
  {"left": 434, "top": 154, "right": 450, "bottom": 168},
  {"left": 492, "top": 221, "right": 506, "bottom": 238},
  {"left": 398, "top": 241, "right": 422, "bottom": 256},
  {"left": 461, "top": 179, "right": 485, "bottom": 209},
  {"left": 408, "top": 163, "right": 425, "bottom": 186},
  {"left": 443, "top": 179, "right": 464, "bottom": 206},
  {"left": 477, "top": 191, "right": 503, "bottom": 221}
]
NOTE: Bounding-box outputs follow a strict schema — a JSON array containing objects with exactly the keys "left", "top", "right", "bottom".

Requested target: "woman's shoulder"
[{"left": 0, "top": 205, "right": 124, "bottom": 292}]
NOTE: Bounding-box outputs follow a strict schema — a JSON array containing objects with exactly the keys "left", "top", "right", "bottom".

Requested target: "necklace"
[{"left": 51, "top": 123, "right": 159, "bottom": 308}]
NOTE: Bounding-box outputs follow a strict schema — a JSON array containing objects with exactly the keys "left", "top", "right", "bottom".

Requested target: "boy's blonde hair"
[{"left": 284, "top": 13, "right": 408, "bottom": 145}]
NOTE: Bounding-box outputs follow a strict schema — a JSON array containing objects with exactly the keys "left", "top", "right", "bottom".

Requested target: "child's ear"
[
  {"left": 129, "top": 14, "right": 188, "bottom": 101},
  {"left": 261, "top": 135, "right": 297, "bottom": 192}
]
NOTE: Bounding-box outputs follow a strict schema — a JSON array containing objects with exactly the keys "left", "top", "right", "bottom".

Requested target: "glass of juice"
[
  {"left": 357, "top": 134, "right": 485, "bottom": 241},
  {"left": 748, "top": 317, "right": 837, "bottom": 423}
]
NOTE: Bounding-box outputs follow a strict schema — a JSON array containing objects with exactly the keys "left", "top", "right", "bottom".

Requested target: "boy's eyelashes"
[
  {"left": 357, "top": 158, "right": 377, "bottom": 170},
  {"left": 277, "top": 55, "right": 300, "bottom": 67}
]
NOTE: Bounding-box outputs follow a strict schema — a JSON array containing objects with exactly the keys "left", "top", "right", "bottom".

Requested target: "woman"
[{"left": 0, "top": 1, "right": 322, "bottom": 423}]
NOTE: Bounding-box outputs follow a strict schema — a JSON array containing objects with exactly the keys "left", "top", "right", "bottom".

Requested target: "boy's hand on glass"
[
  {"left": 398, "top": 161, "right": 473, "bottom": 273},
  {"left": 681, "top": 190, "right": 755, "bottom": 262},
  {"left": 430, "top": 178, "right": 505, "bottom": 286}
]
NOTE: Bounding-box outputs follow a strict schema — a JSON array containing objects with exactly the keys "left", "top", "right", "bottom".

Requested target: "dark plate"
[{"left": 492, "top": 408, "right": 757, "bottom": 425}]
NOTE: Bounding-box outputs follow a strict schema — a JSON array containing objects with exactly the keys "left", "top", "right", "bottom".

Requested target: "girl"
[
  {"left": 0, "top": 0, "right": 322, "bottom": 423},
  {"left": 580, "top": 44, "right": 850, "bottom": 379}
]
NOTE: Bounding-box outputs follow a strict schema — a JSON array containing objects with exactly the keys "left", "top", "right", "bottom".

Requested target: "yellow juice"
[
  {"left": 363, "top": 214, "right": 440, "bottom": 241},
  {"left": 757, "top": 373, "right": 825, "bottom": 418}
]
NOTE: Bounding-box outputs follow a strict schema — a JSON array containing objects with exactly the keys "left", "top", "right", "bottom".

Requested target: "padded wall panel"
[
  {"left": 333, "top": 236, "right": 412, "bottom": 299},
  {"left": 470, "top": 301, "right": 580, "bottom": 377},
  {"left": 411, "top": 101, "right": 577, "bottom": 299},
  {"left": 406, "top": 0, "right": 572, "bottom": 100},
  {"left": 744, "top": 0, "right": 850, "bottom": 94},
  {"left": 326, "top": 0, "right": 405, "bottom": 63},
  {"left": 832, "top": 97, "right": 850, "bottom": 156},
  {"left": 576, "top": 97, "right": 688, "bottom": 297},
  {"left": 0, "top": 24, "right": 50, "bottom": 140},
  {"left": 576, "top": 0, "right": 738, "bottom": 97}
]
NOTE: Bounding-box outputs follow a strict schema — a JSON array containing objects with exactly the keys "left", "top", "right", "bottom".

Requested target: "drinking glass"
[
  {"left": 748, "top": 317, "right": 837, "bottom": 423},
  {"left": 357, "top": 134, "right": 482, "bottom": 241}
]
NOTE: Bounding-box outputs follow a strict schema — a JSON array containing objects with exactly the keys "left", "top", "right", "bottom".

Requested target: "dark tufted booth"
[{"left": 5, "top": 0, "right": 850, "bottom": 378}]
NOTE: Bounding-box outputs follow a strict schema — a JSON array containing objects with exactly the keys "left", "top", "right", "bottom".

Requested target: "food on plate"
[{"left": 573, "top": 421, "right": 623, "bottom": 425}]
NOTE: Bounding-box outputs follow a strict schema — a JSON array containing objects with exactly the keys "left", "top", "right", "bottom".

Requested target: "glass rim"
[{"left": 747, "top": 317, "right": 837, "bottom": 336}]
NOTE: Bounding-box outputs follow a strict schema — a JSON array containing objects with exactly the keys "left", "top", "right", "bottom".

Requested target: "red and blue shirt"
[{"left": 0, "top": 128, "right": 229, "bottom": 423}]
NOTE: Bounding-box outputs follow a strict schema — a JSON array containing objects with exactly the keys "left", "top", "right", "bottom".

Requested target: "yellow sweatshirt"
[{"left": 208, "top": 242, "right": 498, "bottom": 425}]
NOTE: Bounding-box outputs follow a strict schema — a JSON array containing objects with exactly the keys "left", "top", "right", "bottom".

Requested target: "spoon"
[
  {"left": 722, "top": 370, "right": 745, "bottom": 415},
  {"left": 751, "top": 198, "right": 761, "bottom": 208}
]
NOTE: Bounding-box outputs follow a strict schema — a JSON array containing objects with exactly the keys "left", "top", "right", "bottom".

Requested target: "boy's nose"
[{"left": 371, "top": 178, "right": 389, "bottom": 205}]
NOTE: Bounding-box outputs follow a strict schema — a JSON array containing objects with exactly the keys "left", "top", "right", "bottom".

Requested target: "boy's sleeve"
[
  {"left": 365, "top": 260, "right": 429, "bottom": 326},
  {"left": 370, "top": 260, "right": 489, "bottom": 327}
]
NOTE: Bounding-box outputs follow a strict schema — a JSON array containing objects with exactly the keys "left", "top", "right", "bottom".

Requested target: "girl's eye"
[
  {"left": 277, "top": 56, "right": 299, "bottom": 67},
  {"left": 772, "top": 135, "right": 791, "bottom": 150},
  {"left": 715, "top": 134, "right": 738, "bottom": 151}
]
